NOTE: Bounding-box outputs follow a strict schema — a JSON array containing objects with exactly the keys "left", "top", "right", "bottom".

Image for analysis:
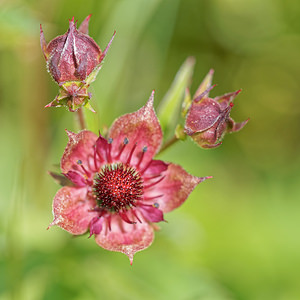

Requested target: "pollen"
[{"left": 93, "top": 163, "right": 143, "bottom": 212}]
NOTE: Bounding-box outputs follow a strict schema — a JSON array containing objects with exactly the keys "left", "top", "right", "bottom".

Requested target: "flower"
[
  {"left": 184, "top": 69, "right": 249, "bottom": 148},
  {"left": 49, "top": 91, "right": 210, "bottom": 263},
  {"left": 40, "top": 15, "right": 115, "bottom": 112}
]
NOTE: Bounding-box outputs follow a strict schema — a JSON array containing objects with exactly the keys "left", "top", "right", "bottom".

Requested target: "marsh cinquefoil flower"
[
  {"left": 49, "top": 92, "right": 209, "bottom": 263},
  {"left": 184, "top": 70, "right": 248, "bottom": 148},
  {"left": 40, "top": 15, "right": 115, "bottom": 112}
]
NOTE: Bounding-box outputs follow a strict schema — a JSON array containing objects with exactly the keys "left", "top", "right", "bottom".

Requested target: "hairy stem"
[
  {"left": 76, "top": 107, "right": 86, "bottom": 130},
  {"left": 157, "top": 135, "right": 179, "bottom": 155}
]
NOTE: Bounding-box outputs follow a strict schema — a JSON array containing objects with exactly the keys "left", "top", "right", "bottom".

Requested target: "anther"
[
  {"left": 115, "top": 137, "right": 129, "bottom": 160},
  {"left": 153, "top": 203, "right": 159, "bottom": 208},
  {"left": 106, "top": 138, "right": 113, "bottom": 163},
  {"left": 136, "top": 145, "right": 148, "bottom": 169},
  {"left": 76, "top": 159, "right": 91, "bottom": 177}
]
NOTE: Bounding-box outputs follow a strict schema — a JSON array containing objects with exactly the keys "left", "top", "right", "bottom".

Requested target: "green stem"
[
  {"left": 157, "top": 135, "right": 179, "bottom": 155},
  {"left": 76, "top": 107, "right": 86, "bottom": 130}
]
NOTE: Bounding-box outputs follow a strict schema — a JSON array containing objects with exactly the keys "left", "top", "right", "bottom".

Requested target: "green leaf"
[{"left": 157, "top": 57, "right": 195, "bottom": 137}]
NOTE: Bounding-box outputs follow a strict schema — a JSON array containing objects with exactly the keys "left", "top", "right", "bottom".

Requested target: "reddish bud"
[
  {"left": 40, "top": 16, "right": 115, "bottom": 111},
  {"left": 184, "top": 71, "right": 248, "bottom": 148}
]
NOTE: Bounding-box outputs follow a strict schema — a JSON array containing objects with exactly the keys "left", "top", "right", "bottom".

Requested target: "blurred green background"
[{"left": 1, "top": 0, "right": 300, "bottom": 299}]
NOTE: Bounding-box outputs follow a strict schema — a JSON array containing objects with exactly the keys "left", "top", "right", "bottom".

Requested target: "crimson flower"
[
  {"left": 40, "top": 15, "right": 115, "bottom": 112},
  {"left": 49, "top": 92, "right": 210, "bottom": 263},
  {"left": 184, "top": 70, "right": 248, "bottom": 148}
]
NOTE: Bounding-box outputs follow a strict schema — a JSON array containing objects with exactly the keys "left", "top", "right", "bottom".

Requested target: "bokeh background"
[{"left": 1, "top": 0, "right": 300, "bottom": 299}]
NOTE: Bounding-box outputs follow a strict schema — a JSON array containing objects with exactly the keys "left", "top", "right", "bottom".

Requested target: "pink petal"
[
  {"left": 63, "top": 171, "right": 87, "bottom": 187},
  {"left": 45, "top": 17, "right": 102, "bottom": 83},
  {"left": 61, "top": 130, "right": 98, "bottom": 175},
  {"left": 50, "top": 186, "right": 96, "bottom": 235},
  {"left": 95, "top": 134, "right": 110, "bottom": 163},
  {"left": 73, "top": 29, "right": 102, "bottom": 80},
  {"left": 142, "top": 159, "right": 168, "bottom": 176},
  {"left": 227, "top": 117, "right": 249, "bottom": 133},
  {"left": 215, "top": 90, "right": 241, "bottom": 109},
  {"left": 95, "top": 215, "right": 154, "bottom": 264},
  {"left": 193, "top": 69, "right": 214, "bottom": 99},
  {"left": 48, "top": 171, "right": 74, "bottom": 187},
  {"left": 101, "top": 31, "right": 116, "bottom": 60},
  {"left": 39, "top": 24, "right": 48, "bottom": 60},
  {"left": 145, "top": 163, "right": 210, "bottom": 213},
  {"left": 185, "top": 97, "right": 222, "bottom": 135},
  {"left": 108, "top": 91, "right": 162, "bottom": 170},
  {"left": 119, "top": 211, "right": 136, "bottom": 224},
  {"left": 47, "top": 19, "right": 77, "bottom": 82},
  {"left": 89, "top": 216, "right": 104, "bottom": 237},
  {"left": 78, "top": 14, "right": 91, "bottom": 34},
  {"left": 139, "top": 205, "right": 165, "bottom": 223}
]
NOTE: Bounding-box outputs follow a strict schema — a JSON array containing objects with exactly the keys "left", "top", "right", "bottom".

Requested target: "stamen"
[
  {"left": 143, "top": 194, "right": 163, "bottom": 201},
  {"left": 131, "top": 209, "right": 142, "bottom": 223},
  {"left": 143, "top": 174, "right": 162, "bottom": 181},
  {"left": 144, "top": 176, "right": 165, "bottom": 189},
  {"left": 153, "top": 203, "right": 159, "bottom": 208},
  {"left": 93, "top": 145, "right": 99, "bottom": 170},
  {"left": 119, "top": 210, "right": 136, "bottom": 224},
  {"left": 106, "top": 138, "right": 113, "bottom": 163},
  {"left": 77, "top": 160, "right": 91, "bottom": 177},
  {"left": 106, "top": 215, "right": 112, "bottom": 231},
  {"left": 126, "top": 143, "right": 137, "bottom": 165},
  {"left": 139, "top": 159, "right": 152, "bottom": 175},
  {"left": 95, "top": 141, "right": 105, "bottom": 162},
  {"left": 136, "top": 146, "right": 147, "bottom": 169},
  {"left": 115, "top": 137, "right": 129, "bottom": 160}
]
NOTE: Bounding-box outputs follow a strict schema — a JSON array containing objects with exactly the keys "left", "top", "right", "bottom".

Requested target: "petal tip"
[
  {"left": 47, "top": 217, "right": 61, "bottom": 230},
  {"left": 147, "top": 90, "right": 155, "bottom": 107},
  {"left": 65, "top": 129, "right": 76, "bottom": 140},
  {"left": 102, "top": 31, "right": 116, "bottom": 58},
  {"left": 186, "top": 56, "right": 196, "bottom": 65},
  {"left": 40, "top": 24, "right": 48, "bottom": 59},
  {"left": 195, "top": 175, "right": 213, "bottom": 184},
  {"left": 129, "top": 255, "right": 134, "bottom": 265},
  {"left": 78, "top": 14, "right": 92, "bottom": 34}
]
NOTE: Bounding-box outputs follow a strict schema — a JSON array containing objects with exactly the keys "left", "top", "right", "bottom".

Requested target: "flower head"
[
  {"left": 40, "top": 15, "right": 115, "bottom": 112},
  {"left": 184, "top": 70, "right": 249, "bottom": 148},
  {"left": 49, "top": 91, "right": 210, "bottom": 263}
]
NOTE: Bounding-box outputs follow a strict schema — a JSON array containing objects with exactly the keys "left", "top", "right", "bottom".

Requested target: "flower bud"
[
  {"left": 40, "top": 15, "right": 115, "bottom": 111},
  {"left": 184, "top": 70, "right": 248, "bottom": 148}
]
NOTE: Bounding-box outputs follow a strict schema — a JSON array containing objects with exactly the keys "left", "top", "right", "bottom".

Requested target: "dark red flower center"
[{"left": 93, "top": 163, "right": 143, "bottom": 212}]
